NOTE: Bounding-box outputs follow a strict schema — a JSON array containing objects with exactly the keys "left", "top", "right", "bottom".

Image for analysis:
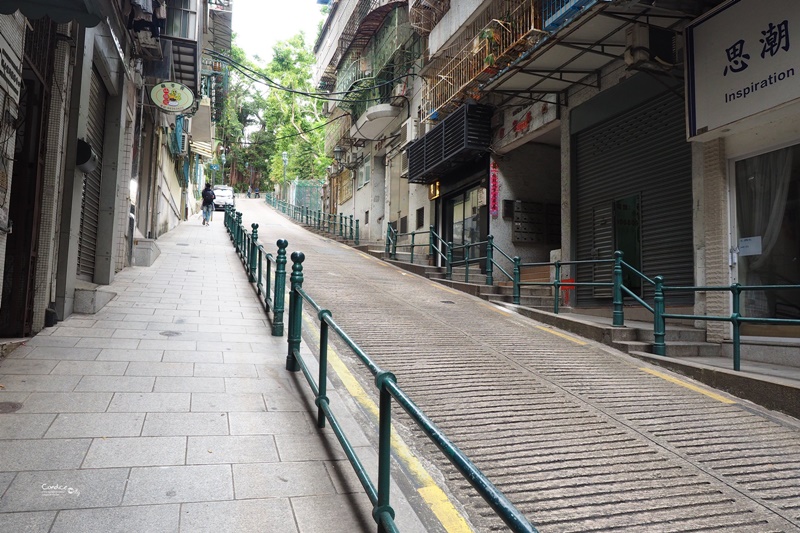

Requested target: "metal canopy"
[
  {"left": 168, "top": 37, "right": 200, "bottom": 96},
  {"left": 0, "top": 0, "right": 102, "bottom": 26},
  {"left": 481, "top": 1, "right": 690, "bottom": 105}
]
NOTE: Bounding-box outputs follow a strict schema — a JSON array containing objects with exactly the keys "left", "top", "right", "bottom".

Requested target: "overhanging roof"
[
  {"left": 167, "top": 37, "right": 201, "bottom": 96},
  {"left": 480, "top": 0, "right": 692, "bottom": 105},
  {"left": 0, "top": 0, "right": 102, "bottom": 26}
]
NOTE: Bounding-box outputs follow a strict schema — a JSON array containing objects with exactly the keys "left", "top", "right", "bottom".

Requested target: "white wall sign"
[
  {"left": 738, "top": 235, "right": 762, "bottom": 256},
  {"left": 0, "top": 32, "right": 22, "bottom": 101},
  {"left": 686, "top": 0, "right": 800, "bottom": 139}
]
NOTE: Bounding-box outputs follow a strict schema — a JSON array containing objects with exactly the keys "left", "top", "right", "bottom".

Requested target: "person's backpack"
[{"left": 202, "top": 188, "right": 215, "bottom": 202}]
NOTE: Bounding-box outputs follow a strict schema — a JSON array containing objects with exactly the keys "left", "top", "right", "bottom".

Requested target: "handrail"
[
  {"left": 224, "top": 206, "right": 287, "bottom": 336},
  {"left": 265, "top": 193, "right": 360, "bottom": 246},
  {"left": 284, "top": 250, "right": 538, "bottom": 533}
]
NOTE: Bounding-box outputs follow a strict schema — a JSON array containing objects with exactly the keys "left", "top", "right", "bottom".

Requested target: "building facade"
[{"left": 0, "top": 0, "right": 229, "bottom": 338}]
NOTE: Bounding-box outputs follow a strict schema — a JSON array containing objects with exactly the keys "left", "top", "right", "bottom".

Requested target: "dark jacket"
[{"left": 202, "top": 187, "right": 215, "bottom": 206}]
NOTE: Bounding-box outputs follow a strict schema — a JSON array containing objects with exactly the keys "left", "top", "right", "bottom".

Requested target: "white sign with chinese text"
[{"left": 686, "top": 0, "right": 800, "bottom": 139}]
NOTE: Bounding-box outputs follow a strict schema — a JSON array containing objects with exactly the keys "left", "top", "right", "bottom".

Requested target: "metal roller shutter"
[
  {"left": 77, "top": 67, "right": 106, "bottom": 280},
  {"left": 574, "top": 91, "right": 694, "bottom": 306}
]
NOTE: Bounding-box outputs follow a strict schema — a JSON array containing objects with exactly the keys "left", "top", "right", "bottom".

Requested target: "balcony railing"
[
  {"left": 423, "top": 0, "right": 545, "bottom": 120},
  {"left": 409, "top": 0, "right": 450, "bottom": 36},
  {"left": 324, "top": 110, "right": 353, "bottom": 156}
]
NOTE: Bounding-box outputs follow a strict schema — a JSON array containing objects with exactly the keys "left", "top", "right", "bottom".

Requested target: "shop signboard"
[
  {"left": 0, "top": 31, "right": 22, "bottom": 102},
  {"left": 687, "top": 0, "right": 800, "bottom": 139},
  {"left": 150, "top": 81, "right": 195, "bottom": 113}
]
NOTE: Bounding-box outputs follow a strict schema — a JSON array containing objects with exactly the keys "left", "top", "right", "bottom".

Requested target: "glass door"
[
  {"left": 445, "top": 186, "right": 483, "bottom": 262},
  {"left": 733, "top": 144, "right": 800, "bottom": 337}
]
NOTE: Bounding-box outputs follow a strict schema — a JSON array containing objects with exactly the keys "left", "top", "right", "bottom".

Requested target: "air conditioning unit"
[
  {"left": 400, "top": 150, "right": 409, "bottom": 176},
  {"left": 625, "top": 23, "right": 679, "bottom": 68},
  {"left": 179, "top": 132, "right": 189, "bottom": 155},
  {"left": 399, "top": 118, "right": 418, "bottom": 146},
  {"left": 390, "top": 83, "right": 407, "bottom": 107}
]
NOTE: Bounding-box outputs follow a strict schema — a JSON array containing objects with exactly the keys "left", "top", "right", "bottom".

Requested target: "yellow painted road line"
[
  {"left": 301, "top": 314, "right": 473, "bottom": 532},
  {"left": 534, "top": 325, "right": 587, "bottom": 346},
  {"left": 640, "top": 367, "right": 736, "bottom": 404}
]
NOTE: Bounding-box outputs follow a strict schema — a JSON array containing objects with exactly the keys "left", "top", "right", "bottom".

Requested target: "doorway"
[
  {"left": 444, "top": 185, "right": 486, "bottom": 262},
  {"left": 733, "top": 144, "right": 800, "bottom": 337},
  {"left": 613, "top": 194, "right": 642, "bottom": 295}
]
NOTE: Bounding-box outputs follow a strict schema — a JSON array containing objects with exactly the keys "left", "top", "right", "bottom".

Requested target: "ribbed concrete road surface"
[{"left": 241, "top": 199, "right": 800, "bottom": 533}]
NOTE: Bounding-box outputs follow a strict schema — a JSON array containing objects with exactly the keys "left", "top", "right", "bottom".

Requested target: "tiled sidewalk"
[{"left": 0, "top": 216, "right": 426, "bottom": 532}]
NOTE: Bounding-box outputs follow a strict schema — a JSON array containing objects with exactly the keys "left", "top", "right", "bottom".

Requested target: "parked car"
[{"left": 212, "top": 186, "right": 235, "bottom": 211}]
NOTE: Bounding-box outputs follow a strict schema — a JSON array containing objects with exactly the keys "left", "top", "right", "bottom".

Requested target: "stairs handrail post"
[
  {"left": 613, "top": 251, "right": 625, "bottom": 327},
  {"left": 465, "top": 243, "right": 470, "bottom": 284},
  {"left": 349, "top": 215, "right": 354, "bottom": 241},
  {"left": 410, "top": 232, "right": 416, "bottom": 264},
  {"left": 355, "top": 220, "right": 360, "bottom": 246},
  {"left": 486, "top": 236, "right": 494, "bottom": 286},
  {"left": 653, "top": 276, "right": 666, "bottom": 356},
  {"left": 235, "top": 212, "right": 243, "bottom": 255},
  {"left": 286, "top": 251, "right": 305, "bottom": 371},
  {"left": 554, "top": 261, "right": 561, "bottom": 314},
  {"left": 429, "top": 225, "right": 435, "bottom": 258},
  {"left": 446, "top": 243, "right": 453, "bottom": 280},
  {"left": 513, "top": 256, "right": 521, "bottom": 305},
  {"left": 732, "top": 283, "right": 742, "bottom": 371}
]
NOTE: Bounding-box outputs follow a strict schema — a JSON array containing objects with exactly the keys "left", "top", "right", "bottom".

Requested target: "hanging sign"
[
  {"left": 489, "top": 161, "right": 500, "bottom": 218},
  {"left": 150, "top": 81, "right": 195, "bottom": 113}
]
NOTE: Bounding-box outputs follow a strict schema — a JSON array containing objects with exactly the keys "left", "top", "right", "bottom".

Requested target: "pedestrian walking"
[
  {"left": 247, "top": 185, "right": 252, "bottom": 198},
  {"left": 201, "top": 182, "right": 215, "bottom": 226}
]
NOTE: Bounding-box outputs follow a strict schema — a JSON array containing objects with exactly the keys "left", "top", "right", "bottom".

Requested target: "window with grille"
[
  {"left": 337, "top": 172, "right": 354, "bottom": 203},
  {"left": 416, "top": 207, "right": 424, "bottom": 229}
]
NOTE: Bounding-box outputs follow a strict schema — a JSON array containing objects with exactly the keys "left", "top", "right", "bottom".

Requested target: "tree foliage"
[{"left": 217, "top": 33, "right": 329, "bottom": 190}]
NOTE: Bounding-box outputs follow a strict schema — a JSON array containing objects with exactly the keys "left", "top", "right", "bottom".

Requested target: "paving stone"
[
  {"left": 75, "top": 376, "right": 154, "bottom": 393},
  {"left": 5, "top": 345, "right": 34, "bottom": 358},
  {"left": 193, "top": 363, "right": 258, "bottom": 378},
  {"left": 162, "top": 351, "right": 223, "bottom": 363},
  {"left": 186, "top": 436, "right": 279, "bottom": 465},
  {"left": 122, "top": 465, "right": 233, "bottom": 505},
  {"left": 274, "top": 434, "right": 348, "bottom": 462},
  {"left": 16, "top": 393, "right": 112, "bottom": 413},
  {"left": 142, "top": 412, "right": 229, "bottom": 436},
  {"left": 50, "top": 327, "right": 117, "bottom": 338},
  {"left": 0, "top": 414, "right": 56, "bottom": 439},
  {"left": 139, "top": 340, "right": 197, "bottom": 351},
  {"left": 0, "top": 375, "right": 81, "bottom": 392},
  {"left": 180, "top": 499, "right": 296, "bottom": 533},
  {"left": 107, "top": 392, "right": 190, "bottom": 412},
  {"left": 228, "top": 412, "right": 313, "bottom": 436},
  {"left": 0, "top": 472, "right": 15, "bottom": 494},
  {"left": 125, "top": 362, "right": 194, "bottom": 377},
  {"left": 0, "top": 360, "right": 59, "bottom": 375},
  {"left": 0, "top": 511, "right": 56, "bottom": 533},
  {"left": 190, "top": 393, "right": 266, "bottom": 412},
  {"left": 24, "top": 336, "right": 80, "bottom": 348},
  {"left": 232, "top": 461, "right": 335, "bottom": 499},
  {"left": 44, "top": 413, "right": 145, "bottom": 438},
  {"left": 222, "top": 353, "right": 270, "bottom": 365},
  {"left": 217, "top": 342, "right": 256, "bottom": 353},
  {"left": 97, "top": 349, "right": 164, "bottom": 362},
  {"left": 153, "top": 377, "right": 224, "bottom": 393},
  {"left": 291, "top": 493, "right": 377, "bottom": 533},
  {"left": 0, "top": 468, "right": 129, "bottom": 512},
  {"left": 75, "top": 338, "right": 141, "bottom": 349},
  {"left": 22, "top": 347, "right": 101, "bottom": 361},
  {"left": 263, "top": 388, "right": 307, "bottom": 412},
  {"left": 50, "top": 504, "right": 180, "bottom": 533},
  {"left": 0, "top": 439, "right": 91, "bottom": 471},
  {"left": 93, "top": 320, "right": 150, "bottom": 331},
  {"left": 50, "top": 361, "right": 129, "bottom": 376},
  {"left": 224, "top": 377, "right": 290, "bottom": 393},
  {"left": 82, "top": 436, "right": 186, "bottom": 468}
]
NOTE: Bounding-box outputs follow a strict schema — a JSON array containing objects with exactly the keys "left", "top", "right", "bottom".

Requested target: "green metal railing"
[
  {"left": 224, "top": 206, "right": 287, "bottom": 336},
  {"left": 387, "top": 229, "right": 800, "bottom": 370},
  {"left": 266, "top": 193, "right": 360, "bottom": 245},
  {"left": 283, "top": 250, "right": 538, "bottom": 533}
]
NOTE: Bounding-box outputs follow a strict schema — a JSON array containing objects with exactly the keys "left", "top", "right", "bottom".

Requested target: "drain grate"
[
  {"left": 159, "top": 331, "right": 181, "bottom": 337},
  {"left": 0, "top": 402, "right": 23, "bottom": 413}
]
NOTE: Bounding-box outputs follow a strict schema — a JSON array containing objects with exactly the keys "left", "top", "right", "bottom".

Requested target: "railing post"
[
  {"left": 249, "top": 223, "right": 259, "bottom": 282},
  {"left": 612, "top": 251, "right": 625, "bottom": 327},
  {"left": 375, "top": 371, "right": 398, "bottom": 533},
  {"left": 272, "top": 239, "right": 288, "bottom": 337},
  {"left": 732, "top": 283, "right": 742, "bottom": 371},
  {"left": 653, "top": 276, "right": 666, "bottom": 356},
  {"left": 339, "top": 213, "right": 344, "bottom": 237},
  {"left": 486, "top": 235, "right": 494, "bottom": 286},
  {"left": 349, "top": 215, "right": 354, "bottom": 241},
  {"left": 286, "top": 250, "right": 305, "bottom": 372},
  {"left": 385, "top": 227, "right": 390, "bottom": 256},
  {"left": 355, "top": 220, "right": 360, "bottom": 246},
  {"left": 446, "top": 243, "right": 453, "bottom": 280},
  {"left": 513, "top": 256, "right": 521, "bottom": 305},
  {"left": 257, "top": 248, "right": 263, "bottom": 296},
  {"left": 235, "top": 212, "right": 243, "bottom": 255},
  {"left": 391, "top": 231, "right": 397, "bottom": 260},
  {"left": 429, "top": 225, "right": 435, "bottom": 258},
  {"left": 410, "top": 232, "right": 416, "bottom": 264},
  {"left": 316, "top": 309, "right": 331, "bottom": 428},
  {"left": 465, "top": 243, "right": 471, "bottom": 284},
  {"left": 554, "top": 261, "right": 561, "bottom": 314}
]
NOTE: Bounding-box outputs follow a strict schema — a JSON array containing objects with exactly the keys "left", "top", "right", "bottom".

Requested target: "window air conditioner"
[
  {"left": 399, "top": 118, "right": 418, "bottom": 146},
  {"left": 179, "top": 132, "right": 189, "bottom": 155}
]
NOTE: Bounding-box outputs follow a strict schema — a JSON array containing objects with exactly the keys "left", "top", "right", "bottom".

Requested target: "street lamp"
[{"left": 281, "top": 151, "right": 288, "bottom": 200}]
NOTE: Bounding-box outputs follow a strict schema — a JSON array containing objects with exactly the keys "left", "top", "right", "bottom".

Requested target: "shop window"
[{"left": 416, "top": 207, "right": 424, "bottom": 229}]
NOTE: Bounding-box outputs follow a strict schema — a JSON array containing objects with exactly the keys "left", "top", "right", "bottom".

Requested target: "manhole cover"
[
  {"left": 440, "top": 300, "right": 455, "bottom": 304},
  {"left": 0, "top": 402, "right": 23, "bottom": 413},
  {"left": 159, "top": 331, "right": 181, "bottom": 337}
]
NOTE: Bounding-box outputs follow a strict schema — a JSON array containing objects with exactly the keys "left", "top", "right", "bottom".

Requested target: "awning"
[
  {"left": 0, "top": 0, "right": 102, "bottom": 27},
  {"left": 190, "top": 140, "right": 214, "bottom": 159},
  {"left": 168, "top": 36, "right": 201, "bottom": 96}
]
